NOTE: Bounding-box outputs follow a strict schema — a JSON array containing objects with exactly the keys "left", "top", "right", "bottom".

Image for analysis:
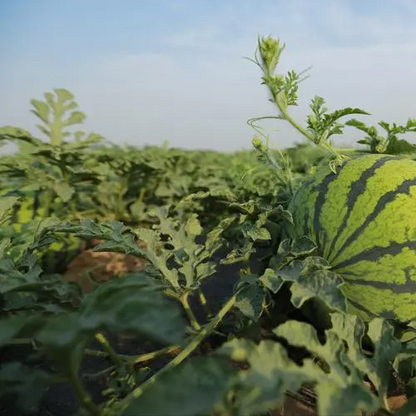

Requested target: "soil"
[{"left": 0, "top": 241, "right": 410, "bottom": 416}]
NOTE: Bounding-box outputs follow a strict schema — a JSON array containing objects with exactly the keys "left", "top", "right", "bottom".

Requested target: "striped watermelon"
[{"left": 287, "top": 153, "right": 416, "bottom": 322}]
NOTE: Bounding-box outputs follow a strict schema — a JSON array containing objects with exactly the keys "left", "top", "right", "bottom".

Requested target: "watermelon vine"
[{"left": 0, "top": 36, "right": 416, "bottom": 416}]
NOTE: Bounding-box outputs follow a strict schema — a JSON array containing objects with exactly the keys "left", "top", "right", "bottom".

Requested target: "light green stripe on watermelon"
[
  {"left": 336, "top": 246, "right": 416, "bottom": 285},
  {"left": 316, "top": 155, "right": 386, "bottom": 260},
  {"left": 343, "top": 283, "right": 416, "bottom": 322},
  {"left": 288, "top": 164, "right": 334, "bottom": 239},
  {"left": 287, "top": 153, "right": 416, "bottom": 322}
]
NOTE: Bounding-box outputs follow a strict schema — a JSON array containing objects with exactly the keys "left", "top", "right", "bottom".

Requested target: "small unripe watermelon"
[{"left": 287, "top": 153, "right": 416, "bottom": 322}]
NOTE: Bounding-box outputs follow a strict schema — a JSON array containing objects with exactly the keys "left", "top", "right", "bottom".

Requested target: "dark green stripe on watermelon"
[
  {"left": 333, "top": 175, "right": 416, "bottom": 262},
  {"left": 327, "top": 156, "right": 400, "bottom": 259},
  {"left": 312, "top": 169, "right": 342, "bottom": 251},
  {"left": 335, "top": 241, "right": 416, "bottom": 271}
]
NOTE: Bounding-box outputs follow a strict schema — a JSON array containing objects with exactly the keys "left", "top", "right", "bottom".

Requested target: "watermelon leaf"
[
  {"left": 234, "top": 274, "right": 265, "bottom": 321},
  {"left": 78, "top": 273, "right": 187, "bottom": 345},
  {"left": 216, "top": 338, "right": 318, "bottom": 415},
  {"left": 266, "top": 254, "right": 347, "bottom": 314},
  {"left": 274, "top": 317, "right": 382, "bottom": 415},
  {"left": 289, "top": 268, "right": 346, "bottom": 312},
  {"left": 347, "top": 118, "right": 416, "bottom": 154},
  {"left": 307, "top": 96, "right": 370, "bottom": 144},
  {"left": 122, "top": 357, "right": 235, "bottom": 416},
  {"left": 365, "top": 318, "right": 402, "bottom": 400},
  {"left": 0, "top": 363, "right": 52, "bottom": 412}
]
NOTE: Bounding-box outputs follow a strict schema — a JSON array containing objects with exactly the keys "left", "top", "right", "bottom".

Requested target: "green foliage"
[
  {"left": 347, "top": 118, "right": 416, "bottom": 154},
  {"left": 0, "top": 35, "right": 416, "bottom": 416},
  {"left": 247, "top": 36, "right": 372, "bottom": 171},
  {"left": 307, "top": 96, "right": 370, "bottom": 144},
  {"left": 274, "top": 315, "right": 401, "bottom": 415},
  {"left": 0, "top": 363, "right": 52, "bottom": 411},
  {"left": 122, "top": 357, "right": 235, "bottom": 416},
  {"left": 31, "top": 88, "right": 87, "bottom": 146}
]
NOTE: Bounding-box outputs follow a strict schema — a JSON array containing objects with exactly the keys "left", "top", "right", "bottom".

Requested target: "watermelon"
[{"left": 287, "top": 153, "right": 416, "bottom": 322}]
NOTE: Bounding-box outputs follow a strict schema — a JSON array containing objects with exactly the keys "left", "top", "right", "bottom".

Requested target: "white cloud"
[
  {"left": 321, "top": 1, "right": 416, "bottom": 45},
  {"left": 2, "top": 1, "right": 416, "bottom": 152}
]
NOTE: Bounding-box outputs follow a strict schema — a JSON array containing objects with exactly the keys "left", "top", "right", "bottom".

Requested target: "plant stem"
[
  {"left": 181, "top": 292, "right": 201, "bottom": 331},
  {"left": 130, "top": 345, "right": 182, "bottom": 364},
  {"left": 83, "top": 366, "right": 116, "bottom": 380},
  {"left": 106, "top": 291, "right": 239, "bottom": 416},
  {"left": 278, "top": 101, "right": 340, "bottom": 159},
  {"left": 68, "top": 368, "right": 101, "bottom": 416},
  {"left": 266, "top": 148, "right": 292, "bottom": 192},
  {"left": 95, "top": 333, "right": 124, "bottom": 368},
  {"left": 261, "top": 56, "right": 345, "bottom": 163},
  {"left": 85, "top": 344, "right": 181, "bottom": 363},
  {"left": 333, "top": 147, "right": 365, "bottom": 154},
  {"left": 278, "top": 102, "right": 315, "bottom": 144},
  {"left": 197, "top": 288, "right": 213, "bottom": 319},
  {"left": 383, "top": 394, "right": 391, "bottom": 412},
  {"left": 84, "top": 349, "right": 108, "bottom": 358}
]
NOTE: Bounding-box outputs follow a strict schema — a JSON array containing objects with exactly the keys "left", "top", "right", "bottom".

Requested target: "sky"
[{"left": 1, "top": 0, "right": 416, "bottom": 152}]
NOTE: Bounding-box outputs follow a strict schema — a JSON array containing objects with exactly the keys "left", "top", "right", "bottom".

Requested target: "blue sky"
[{"left": 2, "top": 0, "right": 416, "bottom": 151}]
